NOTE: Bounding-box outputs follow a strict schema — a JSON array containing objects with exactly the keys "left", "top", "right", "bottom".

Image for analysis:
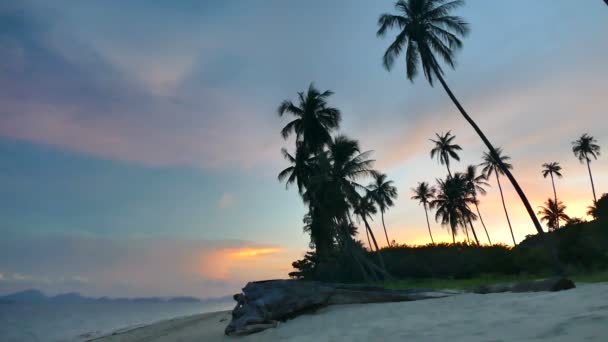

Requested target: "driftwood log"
[{"left": 224, "top": 278, "right": 575, "bottom": 336}]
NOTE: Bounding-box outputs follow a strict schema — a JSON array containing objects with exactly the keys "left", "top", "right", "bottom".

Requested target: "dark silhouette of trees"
[
  {"left": 431, "top": 173, "right": 477, "bottom": 244},
  {"left": 481, "top": 148, "right": 517, "bottom": 246},
  {"left": 463, "top": 165, "right": 491, "bottom": 244},
  {"left": 541, "top": 162, "right": 563, "bottom": 228},
  {"left": 411, "top": 181, "right": 436, "bottom": 244},
  {"left": 368, "top": 173, "right": 398, "bottom": 246},
  {"left": 377, "top": 0, "right": 546, "bottom": 236},
  {"left": 572, "top": 134, "right": 600, "bottom": 204},
  {"left": 537, "top": 198, "right": 570, "bottom": 231},
  {"left": 430, "top": 131, "right": 462, "bottom": 177}
]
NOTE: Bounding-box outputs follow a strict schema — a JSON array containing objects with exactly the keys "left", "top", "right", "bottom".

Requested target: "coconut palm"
[
  {"left": 430, "top": 173, "right": 476, "bottom": 244},
  {"left": 278, "top": 142, "right": 314, "bottom": 194},
  {"left": 572, "top": 134, "right": 600, "bottom": 203},
  {"left": 368, "top": 173, "right": 398, "bottom": 246},
  {"left": 411, "top": 181, "right": 436, "bottom": 244},
  {"left": 541, "top": 162, "right": 563, "bottom": 227},
  {"left": 377, "top": 0, "right": 546, "bottom": 235},
  {"left": 462, "top": 165, "right": 491, "bottom": 244},
  {"left": 430, "top": 131, "right": 462, "bottom": 177},
  {"left": 481, "top": 148, "right": 517, "bottom": 246},
  {"left": 537, "top": 198, "right": 570, "bottom": 231},
  {"left": 278, "top": 83, "right": 341, "bottom": 154}
]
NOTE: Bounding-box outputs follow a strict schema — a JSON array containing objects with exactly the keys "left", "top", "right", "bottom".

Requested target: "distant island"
[{"left": 0, "top": 289, "right": 231, "bottom": 305}]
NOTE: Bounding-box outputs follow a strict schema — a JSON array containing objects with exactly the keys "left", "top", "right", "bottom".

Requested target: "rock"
[{"left": 224, "top": 279, "right": 460, "bottom": 336}]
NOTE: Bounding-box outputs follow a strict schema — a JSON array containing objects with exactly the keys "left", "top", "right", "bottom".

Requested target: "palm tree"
[
  {"left": 353, "top": 194, "right": 382, "bottom": 255},
  {"left": 541, "top": 162, "right": 563, "bottom": 228},
  {"left": 431, "top": 173, "right": 476, "bottom": 244},
  {"left": 278, "top": 83, "right": 341, "bottom": 154},
  {"left": 537, "top": 198, "right": 570, "bottom": 231},
  {"left": 368, "top": 173, "right": 398, "bottom": 246},
  {"left": 411, "top": 181, "right": 436, "bottom": 244},
  {"left": 481, "top": 148, "right": 517, "bottom": 246},
  {"left": 462, "top": 165, "right": 491, "bottom": 244},
  {"left": 377, "top": 0, "right": 546, "bottom": 236},
  {"left": 572, "top": 134, "right": 600, "bottom": 203},
  {"left": 278, "top": 142, "right": 313, "bottom": 194},
  {"left": 430, "top": 131, "right": 462, "bottom": 177}
]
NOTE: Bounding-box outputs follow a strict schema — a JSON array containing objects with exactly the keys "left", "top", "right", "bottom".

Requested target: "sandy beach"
[{"left": 94, "top": 283, "right": 608, "bottom": 342}]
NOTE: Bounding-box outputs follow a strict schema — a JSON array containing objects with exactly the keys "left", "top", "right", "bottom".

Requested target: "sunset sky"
[{"left": 1, "top": 1, "right": 607, "bottom": 298}]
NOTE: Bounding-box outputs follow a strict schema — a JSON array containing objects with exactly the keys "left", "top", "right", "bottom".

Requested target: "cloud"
[
  {"left": 0, "top": 235, "right": 302, "bottom": 297},
  {"left": 218, "top": 193, "right": 236, "bottom": 209}
]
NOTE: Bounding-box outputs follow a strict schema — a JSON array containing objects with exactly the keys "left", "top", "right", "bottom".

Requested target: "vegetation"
[
  {"left": 572, "top": 133, "right": 601, "bottom": 203},
  {"left": 280, "top": 1, "right": 605, "bottom": 285},
  {"left": 377, "top": 0, "right": 546, "bottom": 235},
  {"left": 481, "top": 148, "right": 517, "bottom": 245}
]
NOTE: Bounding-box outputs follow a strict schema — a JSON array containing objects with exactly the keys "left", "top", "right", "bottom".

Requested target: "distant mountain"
[{"left": 0, "top": 289, "right": 208, "bottom": 304}]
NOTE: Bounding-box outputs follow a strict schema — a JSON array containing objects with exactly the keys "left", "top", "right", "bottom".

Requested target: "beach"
[{"left": 96, "top": 283, "right": 608, "bottom": 341}]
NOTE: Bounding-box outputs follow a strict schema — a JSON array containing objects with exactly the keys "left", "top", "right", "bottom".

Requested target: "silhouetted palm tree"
[
  {"left": 431, "top": 173, "right": 476, "bottom": 244},
  {"left": 368, "top": 173, "right": 398, "bottom": 246},
  {"left": 541, "top": 162, "right": 563, "bottom": 228},
  {"left": 537, "top": 198, "right": 570, "bottom": 231},
  {"left": 587, "top": 193, "right": 608, "bottom": 221},
  {"left": 430, "top": 131, "right": 462, "bottom": 177},
  {"left": 278, "top": 143, "right": 313, "bottom": 194},
  {"left": 411, "top": 181, "right": 436, "bottom": 244},
  {"left": 377, "top": 0, "right": 546, "bottom": 235},
  {"left": 481, "top": 148, "right": 517, "bottom": 246},
  {"left": 278, "top": 83, "right": 341, "bottom": 154},
  {"left": 463, "top": 165, "right": 491, "bottom": 244},
  {"left": 572, "top": 134, "right": 600, "bottom": 203}
]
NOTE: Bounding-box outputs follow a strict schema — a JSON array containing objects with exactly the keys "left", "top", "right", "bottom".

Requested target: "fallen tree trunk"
[{"left": 225, "top": 277, "right": 574, "bottom": 336}]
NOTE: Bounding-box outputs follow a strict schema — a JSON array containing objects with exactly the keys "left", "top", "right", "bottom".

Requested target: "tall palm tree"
[
  {"left": 411, "top": 181, "right": 436, "bottom": 244},
  {"left": 431, "top": 173, "right": 476, "bottom": 244},
  {"left": 278, "top": 83, "right": 341, "bottom": 154},
  {"left": 377, "top": 0, "right": 546, "bottom": 236},
  {"left": 462, "top": 165, "right": 491, "bottom": 244},
  {"left": 541, "top": 162, "right": 563, "bottom": 227},
  {"left": 537, "top": 198, "right": 570, "bottom": 231},
  {"left": 481, "top": 148, "right": 517, "bottom": 246},
  {"left": 430, "top": 131, "right": 462, "bottom": 177},
  {"left": 368, "top": 173, "right": 398, "bottom": 246},
  {"left": 572, "top": 134, "right": 601, "bottom": 203}
]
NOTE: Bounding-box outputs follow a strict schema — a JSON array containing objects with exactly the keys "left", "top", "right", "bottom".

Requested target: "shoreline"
[{"left": 93, "top": 282, "right": 608, "bottom": 341}]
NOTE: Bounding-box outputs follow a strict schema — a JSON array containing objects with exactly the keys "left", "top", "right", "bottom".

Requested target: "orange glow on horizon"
[{"left": 230, "top": 248, "right": 283, "bottom": 258}]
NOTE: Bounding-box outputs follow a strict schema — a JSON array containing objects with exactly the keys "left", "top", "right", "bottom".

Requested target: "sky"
[{"left": 1, "top": 0, "right": 607, "bottom": 297}]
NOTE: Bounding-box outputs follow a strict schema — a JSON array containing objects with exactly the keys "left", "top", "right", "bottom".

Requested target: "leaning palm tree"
[
  {"left": 278, "top": 83, "right": 341, "bottom": 154},
  {"left": 537, "top": 198, "right": 570, "bottom": 231},
  {"left": 430, "top": 131, "right": 462, "bottom": 177},
  {"left": 481, "top": 148, "right": 517, "bottom": 246},
  {"left": 431, "top": 174, "right": 476, "bottom": 244},
  {"left": 572, "top": 134, "right": 601, "bottom": 203},
  {"left": 278, "top": 142, "right": 314, "bottom": 194},
  {"left": 463, "top": 165, "right": 491, "bottom": 244},
  {"left": 377, "top": 0, "right": 546, "bottom": 235},
  {"left": 368, "top": 173, "right": 398, "bottom": 246},
  {"left": 541, "top": 162, "right": 563, "bottom": 227},
  {"left": 411, "top": 181, "right": 436, "bottom": 244}
]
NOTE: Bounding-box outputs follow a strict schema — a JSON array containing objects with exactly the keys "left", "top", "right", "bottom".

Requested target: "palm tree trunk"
[
  {"left": 424, "top": 204, "right": 435, "bottom": 244},
  {"left": 496, "top": 173, "right": 517, "bottom": 246},
  {"left": 381, "top": 210, "right": 391, "bottom": 247},
  {"left": 450, "top": 224, "right": 456, "bottom": 244},
  {"left": 434, "top": 71, "right": 545, "bottom": 236},
  {"left": 362, "top": 215, "right": 386, "bottom": 271},
  {"left": 446, "top": 163, "right": 452, "bottom": 178},
  {"left": 550, "top": 173, "right": 559, "bottom": 229},
  {"left": 468, "top": 218, "right": 480, "bottom": 245},
  {"left": 586, "top": 157, "right": 597, "bottom": 203},
  {"left": 365, "top": 226, "right": 372, "bottom": 251},
  {"left": 463, "top": 223, "right": 471, "bottom": 244},
  {"left": 474, "top": 200, "right": 492, "bottom": 244}
]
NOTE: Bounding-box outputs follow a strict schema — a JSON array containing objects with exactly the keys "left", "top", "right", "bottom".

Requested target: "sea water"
[{"left": 0, "top": 300, "right": 235, "bottom": 342}]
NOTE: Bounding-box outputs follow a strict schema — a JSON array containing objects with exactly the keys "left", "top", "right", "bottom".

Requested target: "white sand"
[{"left": 95, "top": 283, "right": 608, "bottom": 341}]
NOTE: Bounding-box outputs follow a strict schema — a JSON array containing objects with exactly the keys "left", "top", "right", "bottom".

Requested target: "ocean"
[{"left": 0, "top": 300, "right": 235, "bottom": 342}]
